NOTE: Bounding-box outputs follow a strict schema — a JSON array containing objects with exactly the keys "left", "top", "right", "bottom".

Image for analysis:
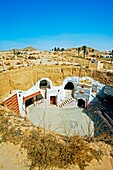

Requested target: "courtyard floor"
[{"left": 27, "top": 105, "right": 94, "bottom": 137}]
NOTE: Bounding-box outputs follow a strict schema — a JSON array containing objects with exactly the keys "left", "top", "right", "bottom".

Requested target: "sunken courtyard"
[{"left": 4, "top": 74, "right": 113, "bottom": 137}]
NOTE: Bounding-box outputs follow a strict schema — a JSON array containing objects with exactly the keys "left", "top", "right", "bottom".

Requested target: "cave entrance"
[
  {"left": 64, "top": 82, "right": 74, "bottom": 90},
  {"left": 78, "top": 99, "right": 85, "bottom": 108},
  {"left": 39, "top": 79, "right": 50, "bottom": 89},
  {"left": 64, "top": 82, "right": 75, "bottom": 98}
]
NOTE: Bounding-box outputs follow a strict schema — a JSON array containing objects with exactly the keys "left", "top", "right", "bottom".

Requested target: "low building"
[
  {"left": 4, "top": 76, "right": 107, "bottom": 117},
  {"left": 89, "top": 59, "right": 103, "bottom": 70}
]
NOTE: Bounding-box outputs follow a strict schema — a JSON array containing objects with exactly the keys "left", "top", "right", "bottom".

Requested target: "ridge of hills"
[
  {"left": 22, "top": 46, "right": 38, "bottom": 51},
  {"left": 66, "top": 46, "right": 99, "bottom": 52},
  {"left": 0, "top": 45, "right": 102, "bottom": 53}
]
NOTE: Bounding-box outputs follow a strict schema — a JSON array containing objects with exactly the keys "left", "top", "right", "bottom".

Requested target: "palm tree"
[
  {"left": 111, "top": 50, "right": 113, "bottom": 56},
  {"left": 111, "top": 50, "right": 113, "bottom": 64},
  {"left": 78, "top": 47, "right": 81, "bottom": 57},
  {"left": 92, "top": 49, "right": 94, "bottom": 53},
  {"left": 82, "top": 45, "right": 87, "bottom": 58},
  {"left": 54, "top": 47, "right": 57, "bottom": 51}
]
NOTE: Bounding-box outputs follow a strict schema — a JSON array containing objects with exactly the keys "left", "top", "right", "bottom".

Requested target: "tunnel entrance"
[{"left": 78, "top": 99, "right": 85, "bottom": 108}]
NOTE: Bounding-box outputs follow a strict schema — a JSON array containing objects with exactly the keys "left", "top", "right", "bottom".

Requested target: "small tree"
[
  {"left": 92, "top": 49, "right": 94, "bottom": 53},
  {"left": 78, "top": 47, "right": 81, "bottom": 57},
  {"left": 82, "top": 45, "right": 87, "bottom": 58},
  {"left": 57, "top": 47, "right": 60, "bottom": 51},
  {"left": 111, "top": 50, "right": 113, "bottom": 55},
  {"left": 54, "top": 47, "right": 57, "bottom": 51},
  {"left": 61, "top": 48, "right": 64, "bottom": 51}
]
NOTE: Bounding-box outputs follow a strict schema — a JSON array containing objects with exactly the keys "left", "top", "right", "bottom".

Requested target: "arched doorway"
[
  {"left": 64, "top": 82, "right": 75, "bottom": 98},
  {"left": 64, "top": 82, "right": 74, "bottom": 90},
  {"left": 39, "top": 79, "right": 50, "bottom": 89},
  {"left": 78, "top": 99, "right": 85, "bottom": 108}
]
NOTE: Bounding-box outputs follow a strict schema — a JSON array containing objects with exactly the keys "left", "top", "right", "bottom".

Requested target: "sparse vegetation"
[{"left": 1, "top": 107, "right": 111, "bottom": 170}]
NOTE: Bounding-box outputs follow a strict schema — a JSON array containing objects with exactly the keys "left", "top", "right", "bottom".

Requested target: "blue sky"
[{"left": 0, "top": 0, "right": 113, "bottom": 51}]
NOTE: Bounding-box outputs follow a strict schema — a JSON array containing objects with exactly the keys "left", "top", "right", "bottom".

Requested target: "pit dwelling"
[{"left": 4, "top": 76, "right": 113, "bottom": 136}]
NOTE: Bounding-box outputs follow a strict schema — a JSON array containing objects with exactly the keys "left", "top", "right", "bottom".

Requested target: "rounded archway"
[
  {"left": 39, "top": 79, "right": 51, "bottom": 89},
  {"left": 64, "top": 82, "right": 75, "bottom": 98},
  {"left": 64, "top": 82, "right": 74, "bottom": 90},
  {"left": 78, "top": 99, "right": 85, "bottom": 108}
]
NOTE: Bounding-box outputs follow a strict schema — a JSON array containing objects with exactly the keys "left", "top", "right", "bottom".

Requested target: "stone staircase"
[
  {"left": 88, "top": 102, "right": 106, "bottom": 112},
  {"left": 4, "top": 93, "right": 20, "bottom": 115},
  {"left": 59, "top": 97, "right": 75, "bottom": 108}
]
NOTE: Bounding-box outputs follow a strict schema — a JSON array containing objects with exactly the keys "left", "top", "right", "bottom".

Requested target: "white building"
[{"left": 4, "top": 76, "right": 107, "bottom": 117}]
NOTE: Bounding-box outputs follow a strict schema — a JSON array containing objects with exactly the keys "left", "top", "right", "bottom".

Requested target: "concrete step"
[{"left": 59, "top": 97, "right": 75, "bottom": 108}]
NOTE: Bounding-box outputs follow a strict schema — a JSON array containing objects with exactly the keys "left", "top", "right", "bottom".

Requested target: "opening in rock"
[
  {"left": 64, "top": 82, "right": 74, "bottom": 90},
  {"left": 78, "top": 99, "right": 85, "bottom": 108}
]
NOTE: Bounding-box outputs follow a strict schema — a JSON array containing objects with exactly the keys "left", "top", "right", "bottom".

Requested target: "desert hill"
[
  {"left": 64, "top": 46, "right": 99, "bottom": 53},
  {"left": 22, "top": 46, "right": 38, "bottom": 51}
]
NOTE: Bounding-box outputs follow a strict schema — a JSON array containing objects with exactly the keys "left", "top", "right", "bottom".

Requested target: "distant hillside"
[
  {"left": 66, "top": 46, "right": 100, "bottom": 53},
  {"left": 22, "top": 46, "right": 37, "bottom": 51},
  {"left": 66, "top": 47, "right": 77, "bottom": 51},
  {"left": 85, "top": 46, "right": 100, "bottom": 53}
]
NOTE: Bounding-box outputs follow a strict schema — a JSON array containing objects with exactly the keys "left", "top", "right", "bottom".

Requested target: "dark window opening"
[
  {"left": 36, "top": 94, "right": 43, "bottom": 101},
  {"left": 78, "top": 99, "right": 85, "bottom": 108},
  {"left": 25, "top": 98, "right": 34, "bottom": 107},
  {"left": 64, "top": 82, "right": 74, "bottom": 90},
  {"left": 39, "top": 80, "right": 50, "bottom": 89},
  {"left": 92, "top": 85, "right": 97, "bottom": 92},
  {"left": 40, "top": 80, "right": 47, "bottom": 86}
]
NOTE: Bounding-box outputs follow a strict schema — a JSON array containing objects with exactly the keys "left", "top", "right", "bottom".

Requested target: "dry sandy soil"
[
  {"left": 0, "top": 142, "right": 113, "bottom": 170},
  {"left": 0, "top": 106, "right": 113, "bottom": 170}
]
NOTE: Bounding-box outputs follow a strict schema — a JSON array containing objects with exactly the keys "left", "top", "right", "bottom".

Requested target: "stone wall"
[{"left": 0, "top": 65, "right": 113, "bottom": 100}]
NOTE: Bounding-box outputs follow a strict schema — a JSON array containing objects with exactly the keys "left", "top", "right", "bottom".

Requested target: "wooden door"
[{"left": 50, "top": 96, "right": 56, "bottom": 105}]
